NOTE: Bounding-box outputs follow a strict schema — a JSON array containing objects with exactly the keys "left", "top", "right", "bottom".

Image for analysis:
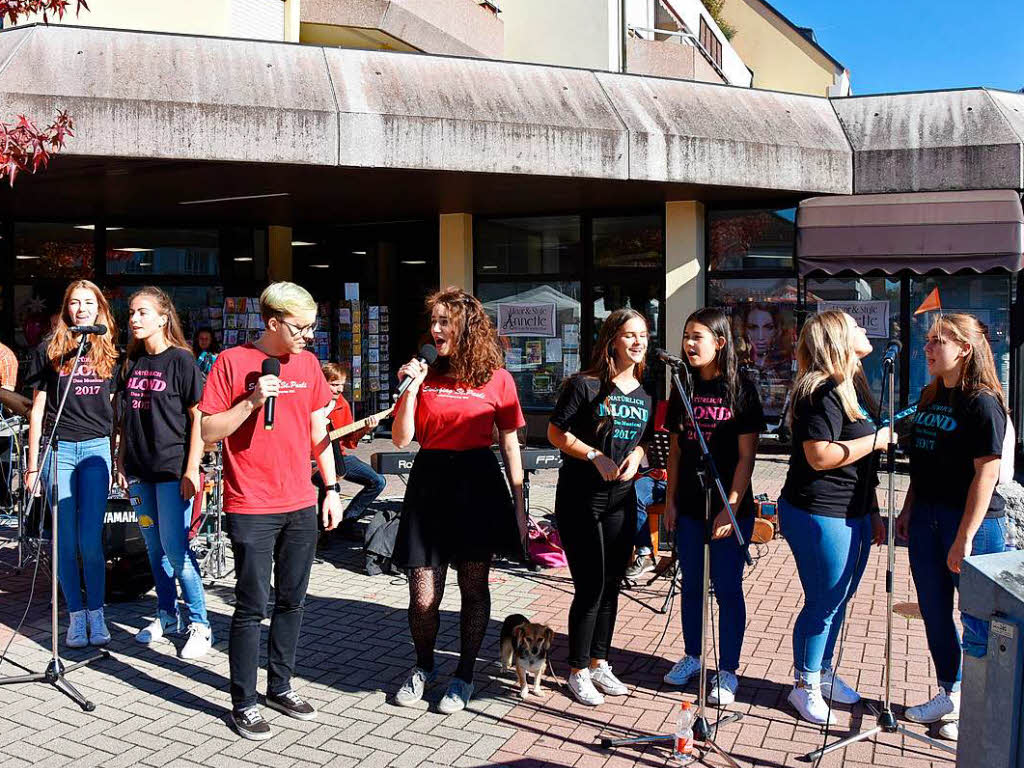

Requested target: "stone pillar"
[
  {"left": 284, "top": 0, "right": 301, "bottom": 42},
  {"left": 268, "top": 225, "right": 293, "bottom": 282},
  {"left": 665, "top": 201, "right": 706, "bottom": 359},
  {"left": 439, "top": 213, "right": 474, "bottom": 291}
]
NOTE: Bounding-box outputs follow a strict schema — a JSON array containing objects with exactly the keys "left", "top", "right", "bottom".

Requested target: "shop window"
[
  {"left": 14, "top": 222, "right": 95, "bottom": 279},
  {"left": 477, "top": 281, "right": 582, "bottom": 411},
  {"left": 104, "top": 285, "right": 224, "bottom": 348},
  {"left": 106, "top": 228, "right": 219, "bottom": 276},
  {"left": 592, "top": 215, "right": 663, "bottom": 270},
  {"left": 908, "top": 275, "right": 1012, "bottom": 405},
  {"left": 707, "top": 278, "right": 798, "bottom": 428},
  {"left": 805, "top": 277, "right": 902, "bottom": 406},
  {"left": 708, "top": 208, "right": 796, "bottom": 271},
  {"left": 475, "top": 216, "right": 582, "bottom": 275}
]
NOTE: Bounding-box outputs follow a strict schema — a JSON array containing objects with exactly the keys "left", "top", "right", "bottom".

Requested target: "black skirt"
[{"left": 393, "top": 448, "right": 524, "bottom": 569}]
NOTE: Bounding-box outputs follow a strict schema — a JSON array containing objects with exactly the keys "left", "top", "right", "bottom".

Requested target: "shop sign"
[
  {"left": 498, "top": 303, "right": 556, "bottom": 338},
  {"left": 817, "top": 300, "right": 890, "bottom": 339}
]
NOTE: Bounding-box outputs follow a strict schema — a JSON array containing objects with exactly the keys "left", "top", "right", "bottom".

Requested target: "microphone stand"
[
  {"left": 804, "top": 353, "right": 954, "bottom": 760},
  {"left": 603, "top": 361, "right": 751, "bottom": 767},
  {"left": 0, "top": 331, "right": 110, "bottom": 711}
]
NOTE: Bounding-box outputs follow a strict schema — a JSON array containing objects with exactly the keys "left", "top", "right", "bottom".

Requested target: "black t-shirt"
[
  {"left": 666, "top": 375, "right": 765, "bottom": 520},
  {"left": 119, "top": 347, "right": 204, "bottom": 482},
  {"left": 781, "top": 380, "right": 879, "bottom": 518},
  {"left": 550, "top": 375, "right": 654, "bottom": 487},
  {"left": 908, "top": 385, "right": 1006, "bottom": 519},
  {"left": 27, "top": 342, "right": 115, "bottom": 442}
]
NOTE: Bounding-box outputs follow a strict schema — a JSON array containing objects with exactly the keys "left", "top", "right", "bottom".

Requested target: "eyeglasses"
[{"left": 277, "top": 318, "right": 318, "bottom": 337}]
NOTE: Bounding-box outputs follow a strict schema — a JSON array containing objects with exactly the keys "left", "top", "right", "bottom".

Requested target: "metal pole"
[{"left": 620, "top": 0, "right": 627, "bottom": 73}]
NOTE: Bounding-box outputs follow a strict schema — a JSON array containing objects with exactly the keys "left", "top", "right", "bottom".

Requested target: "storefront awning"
[{"left": 796, "top": 190, "right": 1024, "bottom": 276}]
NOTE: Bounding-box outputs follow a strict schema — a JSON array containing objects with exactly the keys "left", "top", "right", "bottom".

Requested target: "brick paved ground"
[{"left": 0, "top": 441, "right": 956, "bottom": 767}]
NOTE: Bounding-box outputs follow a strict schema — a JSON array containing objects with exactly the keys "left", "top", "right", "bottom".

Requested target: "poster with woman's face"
[{"left": 731, "top": 303, "right": 796, "bottom": 426}]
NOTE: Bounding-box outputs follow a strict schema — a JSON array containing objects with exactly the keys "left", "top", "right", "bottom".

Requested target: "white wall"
[{"left": 502, "top": 0, "right": 614, "bottom": 71}]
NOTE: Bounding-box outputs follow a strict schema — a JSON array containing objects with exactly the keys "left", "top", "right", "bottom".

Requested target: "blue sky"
[{"left": 766, "top": 0, "right": 1024, "bottom": 95}]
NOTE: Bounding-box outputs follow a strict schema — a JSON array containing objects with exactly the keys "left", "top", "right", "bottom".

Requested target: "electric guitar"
[{"left": 328, "top": 406, "right": 394, "bottom": 442}]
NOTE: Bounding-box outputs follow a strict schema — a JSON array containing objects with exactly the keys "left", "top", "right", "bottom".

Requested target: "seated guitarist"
[{"left": 321, "top": 362, "right": 386, "bottom": 540}]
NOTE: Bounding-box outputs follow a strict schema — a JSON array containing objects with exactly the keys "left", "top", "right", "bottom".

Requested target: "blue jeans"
[
  {"left": 41, "top": 437, "right": 111, "bottom": 612},
  {"left": 780, "top": 498, "right": 872, "bottom": 686},
  {"left": 634, "top": 476, "right": 665, "bottom": 554},
  {"left": 340, "top": 455, "right": 387, "bottom": 522},
  {"left": 908, "top": 501, "right": 1007, "bottom": 691},
  {"left": 676, "top": 514, "right": 755, "bottom": 672},
  {"left": 129, "top": 479, "right": 209, "bottom": 628}
]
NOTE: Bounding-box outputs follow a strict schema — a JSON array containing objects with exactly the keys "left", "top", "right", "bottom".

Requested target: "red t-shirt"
[
  {"left": 327, "top": 395, "right": 359, "bottom": 452},
  {"left": 198, "top": 344, "right": 331, "bottom": 515},
  {"left": 413, "top": 368, "right": 525, "bottom": 451}
]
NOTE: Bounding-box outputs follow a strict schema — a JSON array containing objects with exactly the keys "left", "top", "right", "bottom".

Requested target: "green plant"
[{"left": 700, "top": 0, "right": 736, "bottom": 40}]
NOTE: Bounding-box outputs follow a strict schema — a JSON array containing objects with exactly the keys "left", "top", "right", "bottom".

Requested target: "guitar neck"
[{"left": 329, "top": 406, "right": 393, "bottom": 441}]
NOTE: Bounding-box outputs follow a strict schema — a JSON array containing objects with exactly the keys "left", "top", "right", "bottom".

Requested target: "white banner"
[
  {"left": 817, "top": 300, "right": 890, "bottom": 339},
  {"left": 497, "top": 303, "right": 556, "bottom": 338}
]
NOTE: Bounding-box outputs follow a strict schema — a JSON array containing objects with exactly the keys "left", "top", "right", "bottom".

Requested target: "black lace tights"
[{"left": 407, "top": 561, "right": 491, "bottom": 683}]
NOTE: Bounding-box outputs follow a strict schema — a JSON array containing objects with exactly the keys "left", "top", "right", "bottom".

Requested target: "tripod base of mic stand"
[
  {"left": 601, "top": 711, "right": 744, "bottom": 768},
  {"left": 802, "top": 704, "right": 956, "bottom": 761},
  {"left": 0, "top": 650, "right": 110, "bottom": 712}
]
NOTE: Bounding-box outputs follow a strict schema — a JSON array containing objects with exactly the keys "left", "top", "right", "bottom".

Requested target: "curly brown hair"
[{"left": 425, "top": 287, "right": 504, "bottom": 388}]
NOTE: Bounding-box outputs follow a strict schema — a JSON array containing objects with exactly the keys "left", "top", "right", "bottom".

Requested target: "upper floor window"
[{"left": 699, "top": 17, "right": 723, "bottom": 69}]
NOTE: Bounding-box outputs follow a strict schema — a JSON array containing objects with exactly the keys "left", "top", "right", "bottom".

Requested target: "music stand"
[{"left": 0, "top": 333, "right": 110, "bottom": 711}]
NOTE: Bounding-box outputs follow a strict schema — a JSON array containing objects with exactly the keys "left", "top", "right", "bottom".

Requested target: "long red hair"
[
  {"left": 46, "top": 280, "right": 119, "bottom": 378},
  {"left": 425, "top": 287, "right": 504, "bottom": 389}
]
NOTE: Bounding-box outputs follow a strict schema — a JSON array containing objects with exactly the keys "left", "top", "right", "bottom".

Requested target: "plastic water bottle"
[{"left": 673, "top": 701, "right": 695, "bottom": 763}]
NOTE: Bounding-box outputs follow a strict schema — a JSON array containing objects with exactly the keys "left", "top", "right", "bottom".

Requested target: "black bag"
[{"left": 364, "top": 500, "right": 402, "bottom": 576}]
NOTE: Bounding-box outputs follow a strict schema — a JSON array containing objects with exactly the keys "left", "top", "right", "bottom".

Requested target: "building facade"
[{"left": 2, "top": 4, "right": 1022, "bottom": 443}]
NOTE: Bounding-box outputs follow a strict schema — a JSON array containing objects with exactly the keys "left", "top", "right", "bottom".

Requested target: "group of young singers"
[{"left": 20, "top": 277, "right": 1009, "bottom": 745}]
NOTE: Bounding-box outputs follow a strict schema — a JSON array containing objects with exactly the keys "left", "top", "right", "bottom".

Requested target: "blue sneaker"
[{"left": 438, "top": 678, "right": 474, "bottom": 714}]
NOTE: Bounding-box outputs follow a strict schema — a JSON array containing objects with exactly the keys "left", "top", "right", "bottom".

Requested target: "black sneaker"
[
  {"left": 266, "top": 689, "right": 317, "bottom": 721},
  {"left": 232, "top": 706, "right": 272, "bottom": 741}
]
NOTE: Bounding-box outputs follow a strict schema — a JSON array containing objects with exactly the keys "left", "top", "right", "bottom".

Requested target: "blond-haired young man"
[{"left": 200, "top": 282, "right": 342, "bottom": 740}]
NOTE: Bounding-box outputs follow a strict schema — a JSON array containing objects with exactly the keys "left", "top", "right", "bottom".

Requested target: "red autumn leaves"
[{"left": 1, "top": 0, "right": 89, "bottom": 185}]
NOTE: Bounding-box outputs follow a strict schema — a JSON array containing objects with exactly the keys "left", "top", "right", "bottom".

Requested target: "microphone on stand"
[
  {"left": 396, "top": 344, "right": 439, "bottom": 397},
  {"left": 262, "top": 357, "right": 281, "bottom": 431},
  {"left": 68, "top": 324, "right": 107, "bottom": 335},
  {"left": 881, "top": 339, "right": 902, "bottom": 368},
  {"left": 655, "top": 348, "right": 686, "bottom": 367}
]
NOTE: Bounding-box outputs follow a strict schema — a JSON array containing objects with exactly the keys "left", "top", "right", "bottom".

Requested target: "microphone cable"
[{"left": 811, "top": 376, "right": 887, "bottom": 768}]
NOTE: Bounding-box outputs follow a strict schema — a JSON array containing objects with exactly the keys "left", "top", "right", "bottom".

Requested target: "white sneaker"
[
  {"left": 567, "top": 668, "right": 605, "bottom": 707},
  {"left": 938, "top": 721, "right": 958, "bottom": 741},
  {"left": 86, "top": 608, "right": 110, "bottom": 646},
  {"left": 788, "top": 685, "right": 836, "bottom": 725},
  {"left": 904, "top": 688, "right": 959, "bottom": 724},
  {"left": 589, "top": 662, "right": 628, "bottom": 696},
  {"left": 820, "top": 667, "right": 860, "bottom": 705},
  {"left": 707, "top": 671, "right": 738, "bottom": 706},
  {"left": 135, "top": 613, "right": 180, "bottom": 645},
  {"left": 179, "top": 623, "right": 213, "bottom": 660},
  {"left": 663, "top": 655, "right": 701, "bottom": 686},
  {"left": 66, "top": 610, "right": 88, "bottom": 649}
]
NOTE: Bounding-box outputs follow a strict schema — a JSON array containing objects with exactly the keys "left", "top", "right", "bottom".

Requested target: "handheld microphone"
[
  {"left": 261, "top": 357, "right": 281, "bottom": 431},
  {"left": 69, "top": 324, "right": 107, "bottom": 335},
  {"left": 396, "top": 344, "right": 439, "bottom": 397},
  {"left": 881, "top": 339, "right": 902, "bottom": 368},
  {"left": 655, "top": 348, "right": 686, "bottom": 368}
]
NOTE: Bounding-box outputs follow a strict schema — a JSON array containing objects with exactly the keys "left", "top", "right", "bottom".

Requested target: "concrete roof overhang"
[{"left": 1, "top": 24, "right": 1022, "bottom": 224}]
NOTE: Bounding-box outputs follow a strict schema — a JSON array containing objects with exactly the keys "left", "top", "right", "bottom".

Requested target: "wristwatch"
[
  {"left": 586, "top": 450, "right": 599, "bottom": 462},
  {"left": 325, "top": 482, "right": 342, "bottom": 494}
]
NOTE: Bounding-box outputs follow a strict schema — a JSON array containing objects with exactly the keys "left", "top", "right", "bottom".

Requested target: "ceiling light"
[
  {"left": 114, "top": 247, "right": 153, "bottom": 253},
  {"left": 178, "top": 192, "right": 290, "bottom": 205},
  {"left": 401, "top": 260, "right": 427, "bottom": 265},
  {"left": 15, "top": 254, "right": 39, "bottom": 260},
  {"left": 481, "top": 265, "right": 499, "bottom": 270},
  {"left": 352, "top": 250, "right": 367, "bottom": 255},
  {"left": 74, "top": 225, "right": 123, "bottom": 231},
  {"left": 309, "top": 264, "right": 330, "bottom": 269},
  {"left": 291, "top": 241, "right": 316, "bottom": 247},
  {"left": 138, "top": 262, "right": 152, "bottom": 267},
  {"left": 234, "top": 257, "right": 254, "bottom": 262}
]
